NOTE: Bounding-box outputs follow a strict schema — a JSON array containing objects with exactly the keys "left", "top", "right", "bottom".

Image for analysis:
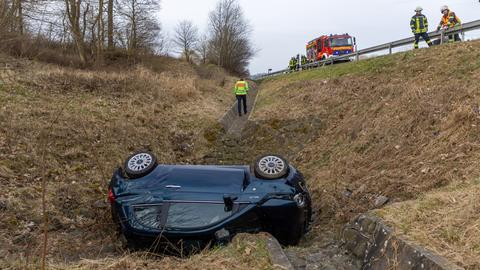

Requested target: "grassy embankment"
[
  {"left": 0, "top": 55, "right": 273, "bottom": 269},
  {"left": 249, "top": 40, "right": 480, "bottom": 268}
]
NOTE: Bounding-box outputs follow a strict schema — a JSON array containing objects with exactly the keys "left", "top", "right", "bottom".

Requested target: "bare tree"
[
  {"left": 173, "top": 20, "right": 198, "bottom": 63},
  {"left": 207, "top": 0, "right": 254, "bottom": 74},
  {"left": 116, "top": 0, "right": 161, "bottom": 55},
  {"left": 107, "top": 0, "right": 113, "bottom": 50},
  {"left": 0, "top": 0, "right": 26, "bottom": 36},
  {"left": 0, "top": 1, "right": 15, "bottom": 35},
  {"left": 65, "top": 0, "right": 89, "bottom": 64},
  {"left": 95, "top": 0, "right": 104, "bottom": 58},
  {"left": 15, "top": 0, "right": 24, "bottom": 34},
  {"left": 196, "top": 33, "right": 208, "bottom": 64},
  {"left": 0, "top": 0, "right": 163, "bottom": 63},
  {"left": 155, "top": 31, "right": 171, "bottom": 55}
]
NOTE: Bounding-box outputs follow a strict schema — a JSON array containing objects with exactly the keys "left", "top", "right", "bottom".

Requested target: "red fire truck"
[{"left": 306, "top": 34, "right": 355, "bottom": 62}]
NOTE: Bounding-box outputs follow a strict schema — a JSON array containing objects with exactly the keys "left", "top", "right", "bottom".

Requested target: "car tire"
[
  {"left": 124, "top": 151, "right": 158, "bottom": 179},
  {"left": 253, "top": 154, "right": 289, "bottom": 180}
]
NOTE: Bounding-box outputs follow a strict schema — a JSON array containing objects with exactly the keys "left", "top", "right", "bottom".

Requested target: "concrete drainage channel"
[
  {"left": 217, "top": 83, "right": 463, "bottom": 270},
  {"left": 269, "top": 213, "right": 464, "bottom": 270},
  {"left": 219, "top": 82, "right": 259, "bottom": 135},
  {"left": 342, "top": 214, "right": 464, "bottom": 270}
]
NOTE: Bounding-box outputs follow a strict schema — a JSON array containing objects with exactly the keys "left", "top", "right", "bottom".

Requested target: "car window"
[
  {"left": 133, "top": 205, "right": 164, "bottom": 229},
  {"left": 166, "top": 203, "right": 232, "bottom": 229}
]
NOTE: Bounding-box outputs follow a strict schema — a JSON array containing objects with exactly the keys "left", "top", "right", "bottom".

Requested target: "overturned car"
[{"left": 108, "top": 151, "right": 312, "bottom": 250}]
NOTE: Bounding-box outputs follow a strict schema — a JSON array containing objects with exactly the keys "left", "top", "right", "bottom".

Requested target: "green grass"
[{"left": 260, "top": 54, "right": 398, "bottom": 83}]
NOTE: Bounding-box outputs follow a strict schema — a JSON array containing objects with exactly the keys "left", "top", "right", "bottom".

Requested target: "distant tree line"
[
  {"left": 0, "top": 0, "right": 254, "bottom": 74},
  {"left": 173, "top": 0, "right": 255, "bottom": 75},
  {"left": 0, "top": 0, "right": 163, "bottom": 66}
]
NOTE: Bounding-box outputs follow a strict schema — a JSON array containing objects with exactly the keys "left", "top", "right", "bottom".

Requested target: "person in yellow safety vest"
[
  {"left": 410, "top": 7, "right": 433, "bottom": 49},
  {"left": 234, "top": 78, "right": 249, "bottom": 117},
  {"left": 291, "top": 56, "right": 298, "bottom": 71},
  {"left": 293, "top": 56, "right": 298, "bottom": 71},
  {"left": 289, "top": 57, "right": 295, "bottom": 72},
  {"left": 301, "top": 55, "right": 307, "bottom": 66},
  {"left": 436, "top": 5, "right": 462, "bottom": 43},
  {"left": 295, "top": 54, "right": 300, "bottom": 71}
]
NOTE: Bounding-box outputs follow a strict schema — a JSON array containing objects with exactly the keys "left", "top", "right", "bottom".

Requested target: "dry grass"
[
  {"left": 221, "top": 41, "right": 480, "bottom": 259},
  {"left": 376, "top": 179, "right": 480, "bottom": 269},
  {"left": 252, "top": 40, "right": 480, "bottom": 220},
  {"left": 0, "top": 55, "right": 246, "bottom": 269},
  {"left": 0, "top": 233, "right": 272, "bottom": 270}
]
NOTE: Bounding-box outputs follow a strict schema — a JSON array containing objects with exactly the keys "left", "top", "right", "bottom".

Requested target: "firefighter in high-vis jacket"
[
  {"left": 301, "top": 55, "right": 307, "bottom": 66},
  {"left": 410, "top": 6, "right": 433, "bottom": 49},
  {"left": 289, "top": 57, "right": 296, "bottom": 72},
  {"left": 436, "top": 5, "right": 462, "bottom": 42},
  {"left": 234, "top": 78, "right": 249, "bottom": 117}
]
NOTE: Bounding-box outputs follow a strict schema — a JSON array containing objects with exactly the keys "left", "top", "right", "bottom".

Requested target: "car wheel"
[
  {"left": 124, "top": 151, "right": 158, "bottom": 179},
  {"left": 253, "top": 154, "right": 289, "bottom": 180}
]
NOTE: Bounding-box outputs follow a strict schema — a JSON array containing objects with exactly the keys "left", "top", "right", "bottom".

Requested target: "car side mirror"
[{"left": 223, "top": 195, "right": 238, "bottom": 212}]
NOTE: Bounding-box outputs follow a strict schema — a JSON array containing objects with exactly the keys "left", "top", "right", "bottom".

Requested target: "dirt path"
[{"left": 219, "top": 82, "right": 259, "bottom": 137}]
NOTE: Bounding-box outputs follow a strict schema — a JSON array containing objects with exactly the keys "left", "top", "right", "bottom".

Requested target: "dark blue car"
[{"left": 108, "top": 151, "right": 312, "bottom": 250}]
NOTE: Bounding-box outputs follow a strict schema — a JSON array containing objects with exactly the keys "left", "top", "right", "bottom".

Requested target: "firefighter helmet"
[
  {"left": 440, "top": 5, "right": 449, "bottom": 13},
  {"left": 415, "top": 6, "right": 423, "bottom": 12}
]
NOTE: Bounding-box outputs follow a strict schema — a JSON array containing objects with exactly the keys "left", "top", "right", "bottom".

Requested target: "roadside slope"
[
  {"left": 253, "top": 40, "right": 480, "bottom": 220},
  {"left": 216, "top": 40, "right": 480, "bottom": 268},
  {"left": 0, "top": 56, "right": 273, "bottom": 269}
]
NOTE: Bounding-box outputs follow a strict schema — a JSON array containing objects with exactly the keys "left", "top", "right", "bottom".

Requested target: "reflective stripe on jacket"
[
  {"left": 411, "top": 14, "right": 428, "bottom": 34},
  {"left": 234, "top": 81, "right": 249, "bottom": 95},
  {"left": 439, "top": 11, "right": 461, "bottom": 29}
]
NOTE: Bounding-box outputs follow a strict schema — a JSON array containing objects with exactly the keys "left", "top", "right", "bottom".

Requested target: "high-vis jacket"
[
  {"left": 411, "top": 14, "right": 429, "bottom": 34},
  {"left": 438, "top": 11, "right": 461, "bottom": 29},
  {"left": 301, "top": 55, "right": 307, "bottom": 65},
  {"left": 234, "top": 80, "right": 249, "bottom": 95}
]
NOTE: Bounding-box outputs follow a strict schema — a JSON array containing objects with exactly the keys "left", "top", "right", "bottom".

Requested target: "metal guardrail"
[{"left": 254, "top": 19, "right": 480, "bottom": 80}]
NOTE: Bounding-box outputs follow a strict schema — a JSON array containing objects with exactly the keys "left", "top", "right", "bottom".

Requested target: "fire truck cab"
[{"left": 306, "top": 34, "right": 354, "bottom": 62}]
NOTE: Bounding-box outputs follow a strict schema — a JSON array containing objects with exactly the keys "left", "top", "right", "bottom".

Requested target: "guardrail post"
[
  {"left": 440, "top": 31, "right": 444, "bottom": 45},
  {"left": 388, "top": 43, "right": 392, "bottom": 55},
  {"left": 355, "top": 51, "right": 359, "bottom": 61}
]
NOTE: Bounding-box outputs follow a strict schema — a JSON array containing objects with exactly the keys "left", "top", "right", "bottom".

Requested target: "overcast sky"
[{"left": 159, "top": 0, "right": 480, "bottom": 74}]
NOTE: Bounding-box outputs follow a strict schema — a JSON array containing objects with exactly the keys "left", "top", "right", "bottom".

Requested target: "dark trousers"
[
  {"left": 448, "top": 33, "right": 461, "bottom": 42},
  {"left": 414, "top": 33, "right": 433, "bottom": 48},
  {"left": 433, "top": 33, "right": 462, "bottom": 45},
  {"left": 236, "top": 95, "right": 247, "bottom": 115}
]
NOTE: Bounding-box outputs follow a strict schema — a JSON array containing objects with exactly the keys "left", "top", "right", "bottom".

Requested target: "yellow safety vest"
[
  {"left": 234, "top": 81, "right": 248, "bottom": 95},
  {"left": 439, "top": 11, "right": 461, "bottom": 29}
]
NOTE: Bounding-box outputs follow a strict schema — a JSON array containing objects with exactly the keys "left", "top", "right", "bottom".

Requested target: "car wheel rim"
[
  {"left": 258, "top": 156, "right": 285, "bottom": 175},
  {"left": 127, "top": 153, "right": 153, "bottom": 172}
]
